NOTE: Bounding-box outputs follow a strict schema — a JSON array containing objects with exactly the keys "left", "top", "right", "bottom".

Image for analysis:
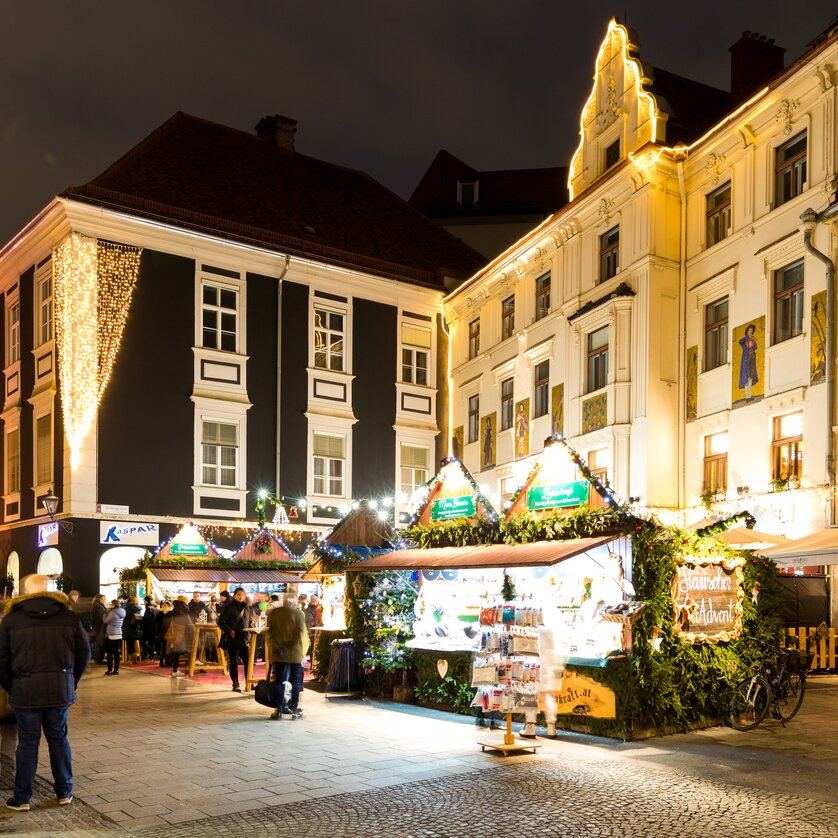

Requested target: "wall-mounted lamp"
[{"left": 42, "top": 489, "right": 74, "bottom": 534}]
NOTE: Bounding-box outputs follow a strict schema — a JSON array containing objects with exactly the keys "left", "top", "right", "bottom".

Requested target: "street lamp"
[{"left": 42, "top": 489, "right": 74, "bottom": 534}]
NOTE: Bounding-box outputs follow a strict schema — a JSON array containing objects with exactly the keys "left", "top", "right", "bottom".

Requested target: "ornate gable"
[{"left": 569, "top": 19, "right": 667, "bottom": 200}]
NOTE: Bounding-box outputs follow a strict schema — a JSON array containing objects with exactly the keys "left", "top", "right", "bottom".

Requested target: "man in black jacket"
[{"left": 0, "top": 574, "right": 90, "bottom": 812}]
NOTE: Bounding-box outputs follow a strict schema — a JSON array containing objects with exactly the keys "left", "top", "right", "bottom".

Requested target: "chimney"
[
  {"left": 730, "top": 32, "right": 785, "bottom": 106},
  {"left": 254, "top": 114, "right": 297, "bottom": 153}
]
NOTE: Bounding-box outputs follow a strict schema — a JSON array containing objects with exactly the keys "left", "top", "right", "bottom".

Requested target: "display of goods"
[{"left": 600, "top": 600, "right": 648, "bottom": 624}]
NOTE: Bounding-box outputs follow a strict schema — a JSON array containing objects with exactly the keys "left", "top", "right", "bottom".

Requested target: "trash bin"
[{"left": 326, "top": 638, "right": 362, "bottom": 695}]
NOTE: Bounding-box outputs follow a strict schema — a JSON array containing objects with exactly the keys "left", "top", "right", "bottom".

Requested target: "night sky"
[{"left": 2, "top": 1, "right": 837, "bottom": 244}]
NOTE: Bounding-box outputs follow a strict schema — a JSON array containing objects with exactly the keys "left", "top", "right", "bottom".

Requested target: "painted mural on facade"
[
  {"left": 731, "top": 316, "right": 765, "bottom": 406},
  {"left": 811, "top": 290, "right": 827, "bottom": 385},
  {"left": 685, "top": 345, "right": 697, "bottom": 422},
  {"left": 551, "top": 384, "right": 564, "bottom": 437},
  {"left": 514, "top": 399, "right": 529, "bottom": 459},
  {"left": 582, "top": 393, "right": 607, "bottom": 435},
  {"left": 451, "top": 426, "right": 464, "bottom": 460},
  {"left": 481, "top": 413, "right": 496, "bottom": 469}
]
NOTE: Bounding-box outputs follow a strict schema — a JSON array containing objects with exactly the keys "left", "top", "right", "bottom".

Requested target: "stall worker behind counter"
[{"left": 188, "top": 592, "right": 206, "bottom": 623}]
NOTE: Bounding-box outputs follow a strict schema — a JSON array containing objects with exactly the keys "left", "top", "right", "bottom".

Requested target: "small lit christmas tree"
[{"left": 501, "top": 572, "right": 516, "bottom": 603}]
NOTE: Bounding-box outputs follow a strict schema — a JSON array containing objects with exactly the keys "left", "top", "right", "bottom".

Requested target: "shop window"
[
  {"left": 588, "top": 448, "right": 609, "bottom": 508},
  {"left": 704, "top": 297, "right": 728, "bottom": 371},
  {"left": 201, "top": 421, "right": 237, "bottom": 487},
  {"left": 772, "top": 412, "right": 803, "bottom": 487},
  {"left": 468, "top": 318, "right": 480, "bottom": 360},
  {"left": 99, "top": 547, "right": 146, "bottom": 596},
  {"left": 401, "top": 323, "right": 430, "bottom": 386},
  {"left": 400, "top": 444, "right": 429, "bottom": 496},
  {"left": 202, "top": 284, "right": 238, "bottom": 352},
  {"left": 586, "top": 326, "right": 609, "bottom": 393},
  {"left": 35, "top": 413, "right": 52, "bottom": 487},
  {"left": 314, "top": 307, "right": 345, "bottom": 371},
  {"left": 599, "top": 227, "right": 619, "bottom": 283},
  {"left": 773, "top": 260, "right": 804, "bottom": 344},
  {"left": 6, "top": 300, "right": 19, "bottom": 365},
  {"left": 703, "top": 432, "right": 728, "bottom": 494},
  {"left": 604, "top": 138, "right": 620, "bottom": 170},
  {"left": 468, "top": 395, "right": 479, "bottom": 443},
  {"left": 501, "top": 296, "right": 515, "bottom": 340},
  {"left": 5, "top": 428, "right": 19, "bottom": 494},
  {"left": 775, "top": 131, "right": 807, "bottom": 207},
  {"left": 36, "top": 267, "right": 53, "bottom": 347},
  {"left": 535, "top": 273, "right": 551, "bottom": 321},
  {"left": 6, "top": 552, "right": 19, "bottom": 595},
  {"left": 313, "top": 434, "right": 344, "bottom": 496},
  {"left": 706, "top": 182, "right": 731, "bottom": 247},
  {"left": 500, "top": 378, "right": 514, "bottom": 431},
  {"left": 534, "top": 361, "right": 549, "bottom": 418},
  {"left": 37, "top": 548, "right": 62, "bottom": 578}
]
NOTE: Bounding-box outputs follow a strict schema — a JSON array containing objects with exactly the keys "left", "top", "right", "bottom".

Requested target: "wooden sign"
[
  {"left": 540, "top": 670, "right": 616, "bottom": 719},
  {"left": 672, "top": 556, "right": 744, "bottom": 644}
]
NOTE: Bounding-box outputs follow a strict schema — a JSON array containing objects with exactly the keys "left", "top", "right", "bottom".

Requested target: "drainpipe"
[
  {"left": 676, "top": 155, "right": 688, "bottom": 521},
  {"left": 801, "top": 205, "right": 838, "bottom": 526},
  {"left": 276, "top": 255, "right": 291, "bottom": 501}
]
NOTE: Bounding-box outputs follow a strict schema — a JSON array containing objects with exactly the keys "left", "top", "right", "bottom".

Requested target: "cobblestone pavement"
[{"left": 0, "top": 667, "right": 835, "bottom": 836}]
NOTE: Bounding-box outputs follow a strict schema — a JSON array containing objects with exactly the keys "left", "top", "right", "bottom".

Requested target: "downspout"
[
  {"left": 676, "top": 156, "right": 688, "bottom": 521},
  {"left": 800, "top": 207, "right": 837, "bottom": 527},
  {"left": 276, "top": 255, "right": 291, "bottom": 502}
]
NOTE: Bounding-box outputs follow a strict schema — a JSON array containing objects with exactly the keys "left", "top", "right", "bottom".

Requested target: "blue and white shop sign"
[{"left": 99, "top": 522, "right": 159, "bottom": 546}]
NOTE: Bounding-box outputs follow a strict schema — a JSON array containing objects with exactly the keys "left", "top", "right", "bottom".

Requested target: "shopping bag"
[{"left": 254, "top": 663, "right": 278, "bottom": 708}]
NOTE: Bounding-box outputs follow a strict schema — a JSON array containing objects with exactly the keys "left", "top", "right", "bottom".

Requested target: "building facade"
[
  {"left": 0, "top": 112, "right": 483, "bottom": 595},
  {"left": 443, "top": 20, "right": 838, "bottom": 620}
]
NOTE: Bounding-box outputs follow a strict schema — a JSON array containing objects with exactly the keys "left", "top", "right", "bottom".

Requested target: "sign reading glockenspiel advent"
[{"left": 672, "top": 556, "right": 744, "bottom": 644}]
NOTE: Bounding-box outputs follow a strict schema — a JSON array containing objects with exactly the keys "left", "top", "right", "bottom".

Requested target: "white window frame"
[
  {"left": 399, "top": 442, "right": 430, "bottom": 497},
  {"left": 33, "top": 406, "right": 52, "bottom": 494},
  {"left": 312, "top": 433, "right": 346, "bottom": 497},
  {"left": 194, "top": 264, "right": 246, "bottom": 355},
  {"left": 6, "top": 297, "right": 20, "bottom": 366},
  {"left": 400, "top": 321, "right": 432, "bottom": 387},
  {"left": 201, "top": 282, "right": 239, "bottom": 353},
  {"left": 2, "top": 408, "right": 21, "bottom": 522},
  {"left": 306, "top": 419, "right": 353, "bottom": 519},
  {"left": 312, "top": 303, "right": 348, "bottom": 373},
  {"left": 35, "top": 262, "right": 53, "bottom": 348},
  {"left": 200, "top": 419, "right": 239, "bottom": 489}
]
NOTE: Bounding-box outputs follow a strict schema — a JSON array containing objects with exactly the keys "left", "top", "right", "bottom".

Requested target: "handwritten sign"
[{"left": 672, "top": 558, "right": 743, "bottom": 644}]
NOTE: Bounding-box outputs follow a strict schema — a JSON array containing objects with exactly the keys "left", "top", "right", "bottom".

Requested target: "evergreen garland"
[{"left": 501, "top": 572, "right": 516, "bottom": 602}]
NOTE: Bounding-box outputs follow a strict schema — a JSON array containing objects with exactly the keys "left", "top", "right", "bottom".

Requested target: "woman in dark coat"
[
  {"left": 89, "top": 594, "right": 107, "bottom": 664},
  {"left": 123, "top": 596, "right": 143, "bottom": 663},
  {"left": 162, "top": 598, "right": 194, "bottom": 676},
  {"left": 217, "top": 587, "right": 250, "bottom": 692},
  {"left": 156, "top": 602, "right": 172, "bottom": 667}
]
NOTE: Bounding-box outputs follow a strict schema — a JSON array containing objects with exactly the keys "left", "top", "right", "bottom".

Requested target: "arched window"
[
  {"left": 100, "top": 547, "right": 146, "bottom": 597},
  {"left": 6, "top": 552, "right": 19, "bottom": 596},
  {"left": 37, "top": 549, "right": 63, "bottom": 589}
]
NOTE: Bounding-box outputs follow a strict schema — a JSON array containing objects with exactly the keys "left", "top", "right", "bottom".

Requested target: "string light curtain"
[{"left": 53, "top": 233, "right": 142, "bottom": 464}]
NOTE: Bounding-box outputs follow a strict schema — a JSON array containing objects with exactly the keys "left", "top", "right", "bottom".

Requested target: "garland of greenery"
[
  {"left": 412, "top": 650, "right": 475, "bottom": 713},
  {"left": 695, "top": 511, "right": 757, "bottom": 537}
]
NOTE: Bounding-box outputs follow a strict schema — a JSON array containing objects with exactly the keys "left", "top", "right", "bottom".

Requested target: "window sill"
[{"left": 767, "top": 332, "right": 806, "bottom": 354}]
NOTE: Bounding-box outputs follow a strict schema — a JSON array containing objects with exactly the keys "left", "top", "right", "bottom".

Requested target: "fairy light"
[{"left": 52, "top": 233, "right": 142, "bottom": 465}]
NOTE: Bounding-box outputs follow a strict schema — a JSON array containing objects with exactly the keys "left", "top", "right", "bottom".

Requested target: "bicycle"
[{"left": 728, "top": 640, "right": 812, "bottom": 731}]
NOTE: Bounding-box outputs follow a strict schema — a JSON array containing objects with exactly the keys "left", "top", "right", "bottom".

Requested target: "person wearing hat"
[{"left": 0, "top": 573, "right": 90, "bottom": 811}]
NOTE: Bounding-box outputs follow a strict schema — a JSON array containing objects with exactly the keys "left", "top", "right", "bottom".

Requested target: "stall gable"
[{"left": 412, "top": 458, "right": 498, "bottom": 527}]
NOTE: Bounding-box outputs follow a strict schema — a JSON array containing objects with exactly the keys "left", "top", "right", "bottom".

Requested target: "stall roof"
[
  {"left": 715, "top": 528, "right": 789, "bottom": 550},
  {"left": 757, "top": 528, "right": 838, "bottom": 567},
  {"left": 349, "top": 535, "right": 619, "bottom": 570},
  {"left": 150, "top": 567, "right": 304, "bottom": 584}
]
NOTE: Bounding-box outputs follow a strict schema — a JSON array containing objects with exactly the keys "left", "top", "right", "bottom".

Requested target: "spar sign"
[{"left": 99, "top": 522, "right": 159, "bottom": 546}]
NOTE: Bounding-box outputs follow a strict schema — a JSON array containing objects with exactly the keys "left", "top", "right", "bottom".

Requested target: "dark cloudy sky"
[{"left": 2, "top": 1, "right": 836, "bottom": 244}]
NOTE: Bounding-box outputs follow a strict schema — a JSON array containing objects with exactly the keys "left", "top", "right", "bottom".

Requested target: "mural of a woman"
[{"left": 738, "top": 324, "right": 758, "bottom": 402}]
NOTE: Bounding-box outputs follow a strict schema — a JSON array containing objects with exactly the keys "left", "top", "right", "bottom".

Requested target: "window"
[
  {"left": 588, "top": 448, "right": 609, "bottom": 508},
  {"left": 202, "top": 284, "right": 237, "bottom": 351},
  {"left": 37, "top": 271, "right": 53, "bottom": 346},
  {"left": 201, "top": 421, "right": 237, "bottom": 487},
  {"left": 400, "top": 444, "right": 429, "bottom": 496},
  {"left": 773, "top": 260, "right": 804, "bottom": 343},
  {"left": 314, "top": 307, "right": 345, "bottom": 371},
  {"left": 457, "top": 179, "right": 478, "bottom": 207},
  {"left": 500, "top": 378, "right": 514, "bottom": 430},
  {"left": 772, "top": 412, "right": 803, "bottom": 486},
  {"left": 704, "top": 297, "right": 729, "bottom": 371},
  {"left": 703, "top": 432, "right": 728, "bottom": 494},
  {"left": 706, "top": 183, "right": 731, "bottom": 247},
  {"left": 36, "top": 413, "right": 51, "bottom": 486},
  {"left": 534, "top": 361, "right": 549, "bottom": 418},
  {"left": 775, "top": 131, "right": 807, "bottom": 206},
  {"left": 468, "top": 395, "right": 479, "bottom": 443},
  {"left": 501, "top": 296, "right": 515, "bottom": 340},
  {"left": 7, "top": 301, "right": 19, "bottom": 365},
  {"left": 535, "top": 274, "right": 550, "bottom": 321},
  {"left": 313, "top": 434, "right": 344, "bottom": 496},
  {"left": 6, "top": 429, "right": 19, "bottom": 494},
  {"left": 401, "top": 323, "right": 430, "bottom": 386},
  {"left": 604, "top": 139, "right": 620, "bottom": 170},
  {"left": 600, "top": 227, "right": 619, "bottom": 283},
  {"left": 468, "top": 319, "right": 480, "bottom": 360},
  {"left": 587, "top": 326, "right": 609, "bottom": 393}
]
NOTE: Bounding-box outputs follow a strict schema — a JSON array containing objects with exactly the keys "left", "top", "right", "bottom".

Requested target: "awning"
[
  {"left": 149, "top": 567, "right": 305, "bottom": 584},
  {"left": 349, "top": 535, "right": 619, "bottom": 571},
  {"left": 757, "top": 528, "right": 838, "bottom": 567},
  {"left": 715, "top": 528, "right": 789, "bottom": 550}
]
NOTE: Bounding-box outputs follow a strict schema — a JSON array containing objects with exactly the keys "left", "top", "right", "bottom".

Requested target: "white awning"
[{"left": 757, "top": 528, "right": 838, "bottom": 567}]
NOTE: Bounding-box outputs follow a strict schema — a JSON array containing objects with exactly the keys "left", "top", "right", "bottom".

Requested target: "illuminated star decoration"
[{"left": 53, "top": 233, "right": 142, "bottom": 465}]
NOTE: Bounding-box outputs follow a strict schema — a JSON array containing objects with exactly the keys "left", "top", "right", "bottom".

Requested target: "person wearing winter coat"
[
  {"left": 102, "top": 600, "right": 125, "bottom": 675},
  {"left": 155, "top": 602, "right": 172, "bottom": 667},
  {"left": 0, "top": 573, "right": 89, "bottom": 811},
  {"left": 217, "top": 588, "right": 251, "bottom": 692},
  {"left": 266, "top": 592, "right": 309, "bottom": 720},
  {"left": 89, "top": 595, "right": 107, "bottom": 664},
  {"left": 123, "top": 597, "right": 143, "bottom": 663},
  {"left": 141, "top": 597, "right": 159, "bottom": 660},
  {"left": 161, "top": 598, "right": 194, "bottom": 676}
]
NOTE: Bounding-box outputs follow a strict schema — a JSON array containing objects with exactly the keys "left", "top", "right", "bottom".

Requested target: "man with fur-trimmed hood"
[{"left": 0, "top": 574, "right": 90, "bottom": 812}]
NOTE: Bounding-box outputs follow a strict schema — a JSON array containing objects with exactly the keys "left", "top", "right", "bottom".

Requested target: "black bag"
[{"left": 254, "top": 664, "right": 278, "bottom": 708}]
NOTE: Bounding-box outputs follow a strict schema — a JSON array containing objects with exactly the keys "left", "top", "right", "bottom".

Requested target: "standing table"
[
  {"left": 187, "top": 624, "right": 228, "bottom": 677},
  {"left": 244, "top": 627, "right": 271, "bottom": 692}
]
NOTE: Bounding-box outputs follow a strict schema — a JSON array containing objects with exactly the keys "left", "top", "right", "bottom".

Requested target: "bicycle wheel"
[
  {"left": 775, "top": 672, "right": 806, "bottom": 721},
  {"left": 729, "top": 675, "right": 771, "bottom": 730}
]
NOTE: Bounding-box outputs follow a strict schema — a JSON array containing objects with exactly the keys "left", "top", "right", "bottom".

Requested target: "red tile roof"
[{"left": 64, "top": 112, "right": 485, "bottom": 288}]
